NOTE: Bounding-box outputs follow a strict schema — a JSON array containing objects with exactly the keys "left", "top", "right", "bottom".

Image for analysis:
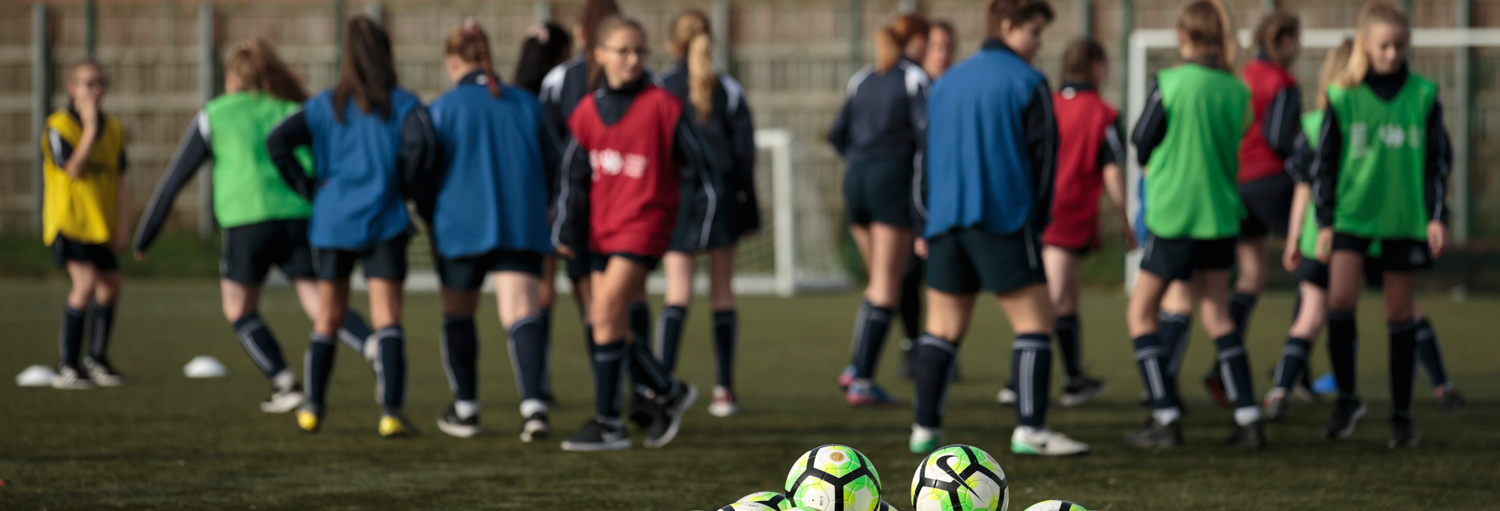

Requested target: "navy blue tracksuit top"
[{"left": 827, "top": 57, "right": 930, "bottom": 166}]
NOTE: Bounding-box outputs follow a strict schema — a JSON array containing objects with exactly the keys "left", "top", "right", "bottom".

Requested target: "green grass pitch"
[{"left": 1, "top": 280, "right": 1496, "bottom": 509}]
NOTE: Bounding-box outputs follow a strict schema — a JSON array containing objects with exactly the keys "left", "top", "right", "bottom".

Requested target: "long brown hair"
[
  {"left": 1060, "top": 37, "right": 1107, "bottom": 88},
  {"left": 670, "top": 9, "right": 715, "bottom": 121},
  {"left": 875, "top": 14, "right": 929, "bottom": 74},
  {"left": 580, "top": 0, "right": 623, "bottom": 89},
  {"left": 1178, "top": 0, "right": 1238, "bottom": 71},
  {"left": 225, "top": 38, "right": 308, "bottom": 103},
  {"left": 1253, "top": 10, "right": 1300, "bottom": 66},
  {"left": 445, "top": 18, "right": 502, "bottom": 97},
  {"left": 333, "top": 15, "right": 396, "bottom": 122},
  {"left": 987, "top": 0, "right": 1055, "bottom": 39},
  {"left": 1316, "top": 39, "right": 1355, "bottom": 109},
  {"left": 1338, "top": 1, "right": 1409, "bottom": 88}
]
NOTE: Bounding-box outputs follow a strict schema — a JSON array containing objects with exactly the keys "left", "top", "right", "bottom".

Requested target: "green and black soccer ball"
[
  {"left": 736, "top": 491, "right": 794, "bottom": 511},
  {"left": 1023, "top": 501, "right": 1087, "bottom": 511},
  {"left": 910, "top": 444, "right": 1008, "bottom": 511},
  {"left": 785, "top": 444, "right": 882, "bottom": 511}
]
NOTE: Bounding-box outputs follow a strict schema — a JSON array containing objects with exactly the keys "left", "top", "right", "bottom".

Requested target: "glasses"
[{"left": 600, "top": 45, "right": 650, "bottom": 59}]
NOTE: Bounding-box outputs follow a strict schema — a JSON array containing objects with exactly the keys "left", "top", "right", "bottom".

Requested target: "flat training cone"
[
  {"left": 16, "top": 365, "right": 56, "bottom": 387},
  {"left": 184, "top": 356, "right": 228, "bottom": 378}
]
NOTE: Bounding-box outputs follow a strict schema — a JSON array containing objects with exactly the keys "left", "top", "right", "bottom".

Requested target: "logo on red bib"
[{"left": 590, "top": 149, "right": 649, "bottom": 181}]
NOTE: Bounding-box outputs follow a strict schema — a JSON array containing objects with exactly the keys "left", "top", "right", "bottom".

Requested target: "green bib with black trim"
[
  {"left": 1144, "top": 63, "right": 1250, "bottom": 239},
  {"left": 1325, "top": 75, "right": 1435, "bottom": 241},
  {"left": 205, "top": 92, "right": 314, "bottom": 228}
]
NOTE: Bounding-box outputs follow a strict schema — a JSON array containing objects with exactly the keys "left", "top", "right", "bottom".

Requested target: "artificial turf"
[{"left": 1, "top": 280, "right": 1496, "bottom": 510}]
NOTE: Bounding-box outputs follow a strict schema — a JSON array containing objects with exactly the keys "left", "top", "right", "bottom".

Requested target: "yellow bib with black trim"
[{"left": 42, "top": 110, "right": 125, "bottom": 245}]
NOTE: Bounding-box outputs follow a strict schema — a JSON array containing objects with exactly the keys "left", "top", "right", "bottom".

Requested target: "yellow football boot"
[
  {"left": 296, "top": 409, "right": 322, "bottom": 433},
  {"left": 378, "top": 414, "right": 421, "bottom": 438}
]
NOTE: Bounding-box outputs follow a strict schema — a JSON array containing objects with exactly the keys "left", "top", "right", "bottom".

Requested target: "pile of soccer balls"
[{"left": 702, "top": 444, "right": 1088, "bottom": 511}]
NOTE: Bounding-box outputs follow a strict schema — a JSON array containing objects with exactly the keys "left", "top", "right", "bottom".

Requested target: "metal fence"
[{"left": 3, "top": 0, "right": 1499, "bottom": 252}]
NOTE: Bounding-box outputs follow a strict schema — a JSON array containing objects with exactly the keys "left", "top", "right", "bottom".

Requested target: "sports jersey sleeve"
[
  {"left": 1283, "top": 131, "right": 1313, "bottom": 184},
  {"left": 266, "top": 109, "right": 318, "bottom": 202},
  {"left": 133, "top": 111, "right": 211, "bottom": 253},
  {"left": 1310, "top": 101, "right": 1343, "bottom": 229},
  {"left": 554, "top": 138, "right": 591, "bottom": 254},
  {"left": 1261, "top": 86, "right": 1302, "bottom": 159},
  {"left": 1097, "top": 118, "right": 1126, "bottom": 171},
  {"left": 827, "top": 97, "right": 853, "bottom": 157},
  {"left": 674, "top": 112, "right": 716, "bottom": 182},
  {"left": 1131, "top": 78, "right": 1167, "bottom": 167},
  {"left": 1425, "top": 98, "right": 1453, "bottom": 225},
  {"left": 726, "top": 85, "right": 762, "bottom": 234},
  {"left": 47, "top": 127, "right": 74, "bottom": 170},
  {"left": 1025, "top": 80, "right": 1059, "bottom": 229},
  {"left": 398, "top": 107, "right": 441, "bottom": 203}
]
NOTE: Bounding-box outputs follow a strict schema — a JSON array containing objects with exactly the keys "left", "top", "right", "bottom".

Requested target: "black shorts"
[
  {"left": 1238, "top": 173, "right": 1294, "bottom": 239},
  {"left": 51, "top": 236, "right": 118, "bottom": 271},
  {"left": 1332, "top": 233, "right": 1433, "bottom": 272},
  {"left": 590, "top": 252, "right": 660, "bottom": 273},
  {"left": 1044, "top": 242, "right": 1093, "bottom": 257},
  {"left": 926, "top": 226, "right": 1046, "bottom": 295},
  {"left": 314, "top": 232, "right": 411, "bottom": 282},
  {"left": 436, "top": 249, "right": 544, "bottom": 291},
  {"left": 221, "top": 220, "right": 316, "bottom": 284},
  {"left": 669, "top": 186, "right": 737, "bottom": 253},
  {"left": 1139, "top": 233, "right": 1236, "bottom": 281},
  {"left": 844, "top": 158, "right": 915, "bottom": 228},
  {"left": 1293, "top": 257, "right": 1386, "bottom": 289}
]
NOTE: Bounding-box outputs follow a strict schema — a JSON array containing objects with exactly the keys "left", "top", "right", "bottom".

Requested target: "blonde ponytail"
[
  {"left": 1338, "top": 1, "right": 1409, "bottom": 88},
  {"left": 671, "top": 10, "right": 716, "bottom": 122}
]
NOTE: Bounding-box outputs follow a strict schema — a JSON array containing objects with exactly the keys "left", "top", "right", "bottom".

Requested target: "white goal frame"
[{"left": 1123, "top": 28, "right": 1500, "bottom": 290}]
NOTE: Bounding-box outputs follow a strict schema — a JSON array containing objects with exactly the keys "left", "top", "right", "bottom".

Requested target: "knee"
[
  {"left": 1384, "top": 301, "right": 1414, "bottom": 324},
  {"left": 1327, "top": 293, "right": 1357, "bottom": 313}
]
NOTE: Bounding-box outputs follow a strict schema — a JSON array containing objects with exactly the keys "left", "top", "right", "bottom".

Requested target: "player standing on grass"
[
  {"left": 422, "top": 19, "right": 558, "bottom": 441},
  {"left": 41, "top": 60, "right": 130, "bottom": 390},
  {"left": 910, "top": 0, "right": 1089, "bottom": 456},
  {"left": 1035, "top": 37, "right": 1130, "bottom": 407},
  {"left": 1125, "top": 0, "right": 1265, "bottom": 449},
  {"left": 828, "top": 13, "right": 930, "bottom": 406},
  {"left": 1310, "top": 1, "right": 1452, "bottom": 447},
  {"left": 555, "top": 16, "right": 706, "bottom": 451},
  {"left": 1199, "top": 10, "right": 1305, "bottom": 406},
  {"left": 655, "top": 9, "right": 761, "bottom": 418},
  {"left": 899, "top": 19, "right": 956, "bottom": 380},
  {"left": 134, "top": 39, "right": 375, "bottom": 413},
  {"left": 267, "top": 16, "right": 438, "bottom": 438}
]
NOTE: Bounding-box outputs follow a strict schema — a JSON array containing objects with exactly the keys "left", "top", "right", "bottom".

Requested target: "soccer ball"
[
  {"left": 738, "top": 491, "right": 794, "bottom": 510},
  {"left": 1022, "top": 501, "right": 1087, "bottom": 511},
  {"left": 910, "top": 445, "right": 1008, "bottom": 511},
  {"left": 719, "top": 503, "right": 779, "bottom": 511},
  {"left": 878, "top": 501, "right": 898, "bottom": 511},
  {"left": 785, "top": 444, "right": 882, "bottom": 511}
]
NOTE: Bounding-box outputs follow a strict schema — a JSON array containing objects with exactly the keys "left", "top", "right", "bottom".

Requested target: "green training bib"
[
  {"left": 1144, "top": 64, "right": 1250, "bottom": 239},
  {"left": 1326, "top": 75, "right": 1435, "bottom": 240},
  {"left": 206, "top": 92, "right": 314, "bottom": 229}
]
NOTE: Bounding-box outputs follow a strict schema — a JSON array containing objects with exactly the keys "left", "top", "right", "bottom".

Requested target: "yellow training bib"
[{"left": 41, "top": 109, "right": 125, "bottom": 246}]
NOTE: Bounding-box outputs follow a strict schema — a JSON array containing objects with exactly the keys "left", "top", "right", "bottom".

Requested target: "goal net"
[
  {"left": 386, "top": 128, "right": 852, "bottom": 297},
  {"left": 1123, "top": 27, "right": 1500, "bottom": 290}
]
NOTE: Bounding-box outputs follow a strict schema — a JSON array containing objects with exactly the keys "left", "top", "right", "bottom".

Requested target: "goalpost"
[
  {"left": 1123, "top": 27, "right": 1500, "bottom": 290},
  {"left": 382, "top": 128, "right": 852, "bottom": 297}
]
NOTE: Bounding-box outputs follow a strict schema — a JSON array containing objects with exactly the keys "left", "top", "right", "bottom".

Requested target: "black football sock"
[
  {"left": 1012, "top": 333, "right": 1052, "bottom": 428},
  {"left": 592, "top": 340, "right": 628, "bottom": 419},
  {"left": 629, "top": 301, "right": 652, "bottom": 356},
  {"left": 852, "top": 301, "right": 894, "bottom": 379},
  {"left": 712, "top": 309, "right": 737, "bottom": 389},
  {"left": 538, "top": 307, "right": 553, "bottom": 396},
  {"left": 232, "top": 312, "right": 289, "bottom": 379},
  {"left": 1133, "top": 333, "right": 1178, "bottom": 411},
  {"left": 629, "top": 337, "right": 677, "bottom": 396},
  {"left": 1054, "top": 314, "right": 1083, "bottom": 381},
  {"left": 441, "top": 315, "right": 479, "bottom": 404},
  {"left": 913, "top": 334, "right": 957, "bottom": 428},
  {"left": 898, "top": 264, "right": 923, "bottom": 341},
  {"left": 509, "top": 315, "right": 548, "bottom": 403},
  {"left": 657, "top": 305, "right": 688, "bottom": 372},
  {"left": 305, "top": 333, "right": 337, "bottom": 407},
  {"left": 1214, "top": 331, "right": 1257, "bottom": 414},
  {"left": 1413, "top": 318, "right": 1451, "bottom": 389},
  {"left": 1388, "top": 320, "right": 1418, "bottom": 416},
  {"left": 86, "top": 301, "right": 116, "bottom": 366},
  {"left": 1328, "top": 310, "right": 1359, "bottom": 399},
  {"left": 1158, "top": 312, "right": 1192, "bottom": 378},
  {"left": 371, "top": 326, "right": 408, "bottom": 415},
  {"left": 1272, "top": 337, "right": 1313, "bottom": 391},
  {"left": 337, "top": 309, "right": 373, "bottom": 354},
  {"left": 59, "top": 305, "right": 85, "bottom": 370},
  {"left": 1230, "top": 291, "right": 1258, "bottom": 335}
]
